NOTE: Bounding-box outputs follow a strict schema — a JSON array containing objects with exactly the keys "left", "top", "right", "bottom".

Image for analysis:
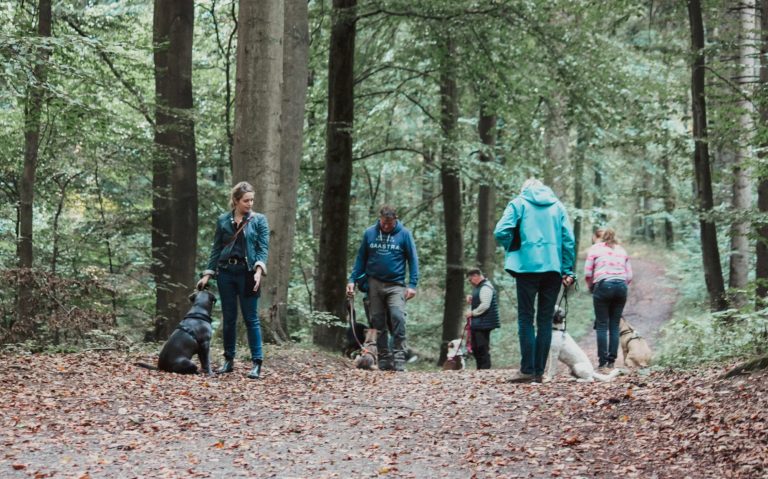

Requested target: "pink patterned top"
[{"left": 584, "top": 242, "right": 633, "bottom": 290}]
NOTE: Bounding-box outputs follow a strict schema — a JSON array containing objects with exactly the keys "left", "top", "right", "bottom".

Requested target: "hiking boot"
[
  {"left": 533, "top": 375, "right": 544, "bottom": 383},
  {"left": 247, "top": 359, "right": 262, "bottom": 379},
  {"left": 393, "top": 349, "right": 407, "bottom": 372},
  {"left": 378, "top": 351, "right": 394, "bottom": 371},
  {"left": 217, "top": 359, "right": 234, "bottom": 374},
  {"left": 506, "top": 372, "right": 535, "bottom": 384}
]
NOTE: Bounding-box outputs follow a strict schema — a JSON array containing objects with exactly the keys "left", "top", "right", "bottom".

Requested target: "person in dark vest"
[{"left": 465, "top": 268, "right": 500, "bottom": 369}]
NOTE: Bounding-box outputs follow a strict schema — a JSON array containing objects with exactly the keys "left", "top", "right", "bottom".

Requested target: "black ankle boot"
[
  {"left": 217, "top": 359, "right": 234, "bottom": 374},
  {"left": 247, "top": 359, "right": 262, "bottom": 379}
]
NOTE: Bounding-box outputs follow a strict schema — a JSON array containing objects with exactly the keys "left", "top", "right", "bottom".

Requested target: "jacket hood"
[{"left": 520, "top": 185, "right": 558, "bottom": 206}]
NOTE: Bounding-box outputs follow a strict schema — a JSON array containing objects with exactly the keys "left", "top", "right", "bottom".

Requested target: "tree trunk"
[
  {"left": 232, "top": 0, "right": 285, "bottom": 339},
  {"left": 756, "top": 0, "right": 768, "bottom": 304},
  {"left": 728, "top": 0, "right": 756, "bottom": 308},
  {"left": 662, "top": 153, "right": 675, "bottom": 248},
  {"left": 476, "top": 107, "right": 496, "bottom": 278},
  {"left": 152, "top": 0, "right": 199, "bottom": 338},
  {"left": 266, "top": 0, "right": 309, "bottom": 336},
  {"left": 543, "top": 93, "right": 569, "bottom": 199},
  {"left": 438, "top": 35, "right": 464, "bottom": 365},
  {"left": 232, "top": 0, "right": 284, "bottom": 211},
  {"left": 313, "top": 0, "right": 356, "bottom": 350},
  {"left": 573, "top": 131, "right": 586, "bottom": 256},
  {"left": 17, "top": 0, "right": 52, "bottom": 322},
  {"left": 593, "top": 161, "right": 607, "bottom": 226},
  {"left": 687, "top": 0, "right": 728, "bottom": 311}
]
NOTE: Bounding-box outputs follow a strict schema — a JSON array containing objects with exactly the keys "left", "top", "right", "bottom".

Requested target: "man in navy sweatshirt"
[{"left": 347, "top": 205, "right": 419, "bottom": 371}]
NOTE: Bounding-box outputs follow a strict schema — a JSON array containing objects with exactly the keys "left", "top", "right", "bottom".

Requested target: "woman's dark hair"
[{"left": 229, "top": 181, "right": 254, "bottom": 209}]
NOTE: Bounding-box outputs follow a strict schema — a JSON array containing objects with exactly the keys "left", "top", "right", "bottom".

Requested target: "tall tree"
[
  {"left": 152, "top": 0, "right": 199, "bottom": 338},
  {"left": 268, "top": 0, "right": 309, "bottom": 335},
  {"left": 728, "top": 0, "right": 756, "bottom": 307},
  {"left": 232, "top": 0, "right": 284, "bottom": 209},
  {"left": 438, "top": 34, "right": 464, "bottom": 365},
  {"left": 17, "top": 0, "right": 52, "bottom": 322},
  {"left": 661, "top": 152, "right": 675, "bottom": 248},
  {"left": 756, "top": 0, "right": 768, "bottom": 304},
  {"left": 572, "top": 131, "right": 586, "bottom": 256},
  {"left": 313, "top": 0, "right": 357, "bottom": 349},
  {"left": 687, "top": 0, "right": 728, "bottom": 311},
  {"left": 476, "top": 107, "right": 496, "bottom": 278}
]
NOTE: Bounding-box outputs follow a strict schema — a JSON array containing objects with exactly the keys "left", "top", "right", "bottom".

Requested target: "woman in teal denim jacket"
[{"left": 198, "top": 181, "right": 269, "bottom": 379}]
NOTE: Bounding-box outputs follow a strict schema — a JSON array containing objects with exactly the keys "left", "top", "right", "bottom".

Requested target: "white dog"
[
  {"left": 545, "top": 309, "right": 621, "bottom": 382},
  {"left": 443, "top": 339, "right": 465, "bottom": 371}
]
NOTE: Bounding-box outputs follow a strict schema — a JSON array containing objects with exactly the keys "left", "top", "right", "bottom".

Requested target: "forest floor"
[{"left": 2, "top": 258, "right": 767, "bottom": 478}]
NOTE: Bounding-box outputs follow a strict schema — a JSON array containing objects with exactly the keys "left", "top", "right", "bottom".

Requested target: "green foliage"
[{"left": 658, "top": 309, "right": 768, "bottom": 367}]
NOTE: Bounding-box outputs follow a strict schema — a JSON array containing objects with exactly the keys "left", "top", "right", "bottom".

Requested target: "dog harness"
[
  {"left": 620, "top": 328, "right": 643, "bottom": 346},
  {"left": 175, "top": 312, "right": 212, "bottom": 345}
]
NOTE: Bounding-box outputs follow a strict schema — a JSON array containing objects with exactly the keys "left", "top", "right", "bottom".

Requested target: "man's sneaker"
[{"left": 506, "top": 372, "right": 535, "bottom": 383}]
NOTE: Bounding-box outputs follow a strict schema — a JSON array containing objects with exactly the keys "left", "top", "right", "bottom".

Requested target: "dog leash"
[
  {"left": 445, "top": 316, "right": 471, "bottom": 366},
  {"left": 347, "top": 297, "right": 366, "bottom": 350}
]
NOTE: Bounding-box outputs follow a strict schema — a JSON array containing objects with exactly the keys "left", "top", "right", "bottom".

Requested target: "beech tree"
[
  {"left": 152, "top": 0, "right": 198, "bottom": 337},
  {"left": 438, "top": 33, "right": 464, "bottom": 365},
  {"left": 757, "top": 0, "right": 768, "bottom": 303},
  {"left": 17, "top": 0, "right": 51, "bottom": 322},
  {"left": 687, "top": 0, "right": 728, "bottom": 312},
  {"left": 313, "top": 0, "right": 357, "bottom": 350}
]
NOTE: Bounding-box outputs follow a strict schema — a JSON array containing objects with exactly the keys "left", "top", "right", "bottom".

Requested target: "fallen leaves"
[{"left": 0, "top": 350, "right": 766, "bottom": 478}]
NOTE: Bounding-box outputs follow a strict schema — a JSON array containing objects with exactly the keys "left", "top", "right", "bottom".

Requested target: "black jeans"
[
  {"left": 470, "top": 329, "right": 492, "bottom": 369},
  {"left": 592, "top": 280, "right": 628, "bottom": 366},
  {"left": 515, "top": 272, "right": 562, "bottom": 376}
]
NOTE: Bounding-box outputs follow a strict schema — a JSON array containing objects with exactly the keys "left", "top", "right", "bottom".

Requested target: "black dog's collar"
[{"left": 184, "top": 311, "right": 213, "bottom": 324}]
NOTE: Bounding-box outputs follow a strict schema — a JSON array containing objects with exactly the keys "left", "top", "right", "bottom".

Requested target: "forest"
[
  {"left": 3, "top": 0, "right": 766, "bottom": 364},
  {"left": 1, "top": 0, "right": 768, "bottom": 476}
]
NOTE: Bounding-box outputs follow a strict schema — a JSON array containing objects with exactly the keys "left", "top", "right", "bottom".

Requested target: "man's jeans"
[
  {"left": 592, "top": 279, "right": 627, "bottom": 366},
  {"left": 368, "top": 277, "right": 407, "bottom": 370},
  {"left": 218, "top": 266, "right": 263, "bottom": 363},
  {"left": 515, "top": 272, "right": 562, "bottom": 376}
]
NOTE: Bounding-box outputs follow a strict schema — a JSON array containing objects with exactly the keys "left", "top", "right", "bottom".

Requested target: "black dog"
[
  {"left": 344, "top": 321, "right": 368, "bottom": 358},
  {"left": 136, "top": 290, "right": 216, "bottom": 374}
]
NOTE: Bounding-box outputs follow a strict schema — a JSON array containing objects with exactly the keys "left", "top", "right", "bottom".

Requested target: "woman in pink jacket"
[{"left": 584, "top": 228, "right": 632, "bottom": 370}]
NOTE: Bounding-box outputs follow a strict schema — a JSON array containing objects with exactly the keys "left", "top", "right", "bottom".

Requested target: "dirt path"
[
  {"left": 2, "top": 348, "right": 766, "bottom": 478},
  {"left": 577, "top": 255, "right": 678, "bottom": 366},
  {"left": 2, "top": 258, "right": 766, "bottom": 478}
]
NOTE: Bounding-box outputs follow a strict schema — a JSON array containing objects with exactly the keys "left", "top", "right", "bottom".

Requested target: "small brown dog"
[
  {"left": 619, "top": 317, "right": 652, "bottom": 368},
  {"left": 442, "top": 339, "right": 465, "bottom": 371},
  {"left": 354, "top": 328, "right": 379, "bottom": 370}
]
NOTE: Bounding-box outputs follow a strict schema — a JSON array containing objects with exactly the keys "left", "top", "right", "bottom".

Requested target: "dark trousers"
[
  {"left": 218, "top": 266, "right": 263, "bottom": 363},
  {"left": 470, "top": 329, "right": 492, "bottom": 369},
  {"left": 515, "top": 272, "right": 561, "bottom": 376},
  {"left": 593, "top": 280, "right": 628, "bottom": 366}
]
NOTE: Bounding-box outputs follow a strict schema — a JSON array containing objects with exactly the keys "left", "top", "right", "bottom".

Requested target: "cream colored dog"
[
  {"left": 619, "top": 317, "right": 652, "bottom": 368},
  {"left": 545, "top": 308, "right": 621, "bottom": 382}
]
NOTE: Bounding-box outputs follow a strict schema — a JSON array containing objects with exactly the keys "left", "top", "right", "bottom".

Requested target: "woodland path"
[{"left": 1, "top": 257, "right": 766, "bottom": 479}]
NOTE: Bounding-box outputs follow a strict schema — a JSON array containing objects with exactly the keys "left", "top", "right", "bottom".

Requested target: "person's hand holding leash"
[
  {"left": 561, "top": 275, "right": 575, "bottom": 287},
  {"left": 346, "top": 282, "right": 356, "bottom": 297},
  {"left": 197, "top": 274, "right": 211, "bottom": 291},
  {"left": 405, "top": 288, "right": 417, "bottom": 301}
]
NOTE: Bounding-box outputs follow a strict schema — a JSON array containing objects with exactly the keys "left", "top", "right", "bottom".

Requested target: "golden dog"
[{"left": 619, "top": 317, "right": 652, "bottom": 368}]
